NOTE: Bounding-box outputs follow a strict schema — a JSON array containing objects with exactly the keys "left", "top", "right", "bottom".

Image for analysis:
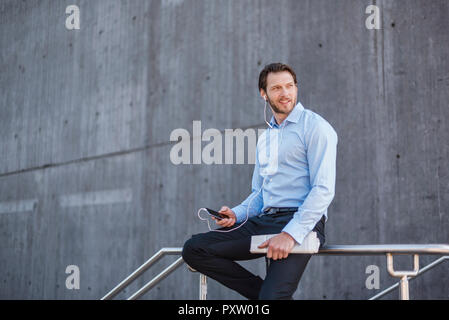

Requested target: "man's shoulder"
[
  {"left": 301, "top": 108, "right": 332, "bottom": 130},
  {"left": 300, "top": 107, "right": 338, "bottom": 139},
  {"left": 302, "top": 107, "right": 328, "bottom": 124}
]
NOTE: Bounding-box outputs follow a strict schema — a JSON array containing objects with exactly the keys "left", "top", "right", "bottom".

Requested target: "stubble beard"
[{"left": 267, "top": 96, "right": 296, "bottom": 115}]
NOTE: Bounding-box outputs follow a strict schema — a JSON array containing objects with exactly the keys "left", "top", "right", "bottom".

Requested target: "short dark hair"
[{"left": 258, "top": 62, "right": 298, "bottom": 93}]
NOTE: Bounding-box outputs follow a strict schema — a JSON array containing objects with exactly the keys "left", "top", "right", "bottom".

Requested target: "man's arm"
[{"left": 282, "top": 120, "right": 338, "bottom": 245}]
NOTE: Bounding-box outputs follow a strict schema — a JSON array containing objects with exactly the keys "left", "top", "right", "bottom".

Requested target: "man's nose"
[{"left": 280, "top": 87, "right": 289, "bottom": 96}]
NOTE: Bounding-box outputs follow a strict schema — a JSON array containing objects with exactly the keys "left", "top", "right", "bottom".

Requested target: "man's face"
[{"left": 261, "top": 71, "right": 298, "bottom": 115}]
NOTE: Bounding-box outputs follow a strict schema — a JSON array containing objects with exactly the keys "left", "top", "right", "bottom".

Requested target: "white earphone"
[{"left": 263, "top": 95, "right": 273, "bottom": 129}]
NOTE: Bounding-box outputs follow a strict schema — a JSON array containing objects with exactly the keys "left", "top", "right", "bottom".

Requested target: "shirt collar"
[{"left": 269, "top": 101, "right": 304, "bottom": 127}]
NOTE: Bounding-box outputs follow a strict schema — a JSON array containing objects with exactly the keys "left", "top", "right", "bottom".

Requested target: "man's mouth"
[{"left": 279, "top": 99, "right": 290, "bottom": 106}]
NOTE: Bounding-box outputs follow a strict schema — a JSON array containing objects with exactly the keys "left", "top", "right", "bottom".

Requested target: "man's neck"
[
  {"left": 273, "top": 114, "right": 288, "bottom": 126},
  {"left": 273, "top": 105, "right": 296, "bottom": 125}
]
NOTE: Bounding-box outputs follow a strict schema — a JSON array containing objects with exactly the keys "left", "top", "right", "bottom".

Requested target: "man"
[{"left": 182, "top": 62, "right": 338, "bottom": 300}]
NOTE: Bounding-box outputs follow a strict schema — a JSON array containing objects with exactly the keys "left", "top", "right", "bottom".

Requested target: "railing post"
[
  {"left": 199, "top": 274, "right": 207, "bottom": 300},
  {"left": 386, "top": 253, "right": 420, "bottom": 300},
  {"left": 399, "top": 276, "right": 409, "bottom": 300}
]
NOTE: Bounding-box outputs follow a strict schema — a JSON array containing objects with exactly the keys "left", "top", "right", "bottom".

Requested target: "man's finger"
[
  {"left": 279, "top": 249, "right": 285, "bottom": 259},
  {"left": 273, "top": 248, "right": 280, "bottom": 260},
  {"left": 266, "top": 247, "right": 272, "bottom": 259},
  {"left": 216, "top": 218, "right": 226, "bottom": 225},
  {"left": 258, "top": 240, "right": 269, "bottom": 249}
]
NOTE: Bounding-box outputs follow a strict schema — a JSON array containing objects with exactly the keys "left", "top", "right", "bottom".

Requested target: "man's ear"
[{"left": 260, "top": 90, "right": 267, "bottom": 101}]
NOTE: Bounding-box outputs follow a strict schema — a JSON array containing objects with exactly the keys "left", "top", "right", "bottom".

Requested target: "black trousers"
[{"left": 182, "top": 212, "right": 325, "bottom": 300}]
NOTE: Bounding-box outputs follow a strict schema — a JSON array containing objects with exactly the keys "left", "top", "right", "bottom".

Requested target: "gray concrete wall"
[{"left": 0, "top": 0, "right": 448, "bottom": 299}]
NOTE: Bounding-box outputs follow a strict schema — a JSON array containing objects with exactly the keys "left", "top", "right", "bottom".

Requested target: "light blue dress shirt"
[{"left": 231, "top": 101, "right": 338, "bottom": 245}]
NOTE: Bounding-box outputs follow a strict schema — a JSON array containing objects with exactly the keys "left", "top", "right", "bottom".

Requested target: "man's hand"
[
  {"left": 258, "top": 232, "right": 296, "bottom": 260},
  {"left": 213, "top": 206, "right": 236, "bottom": 228}
]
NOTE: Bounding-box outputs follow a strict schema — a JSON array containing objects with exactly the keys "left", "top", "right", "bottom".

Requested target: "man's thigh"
[{"left": 186, "top": 217, "right": 264, "bottom": 261}]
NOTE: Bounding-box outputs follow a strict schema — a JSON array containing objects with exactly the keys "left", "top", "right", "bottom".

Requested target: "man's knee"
[
  {"left": 181, "top": 238, "right": 196, "bottom": 264},
  {"left": 182, "top": 236, "right": 206, "bottom": 267}
]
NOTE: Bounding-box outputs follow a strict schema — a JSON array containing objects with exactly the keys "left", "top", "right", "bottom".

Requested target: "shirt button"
[{"left": 270, "top": 196, "right": 273, "bottom": 200}]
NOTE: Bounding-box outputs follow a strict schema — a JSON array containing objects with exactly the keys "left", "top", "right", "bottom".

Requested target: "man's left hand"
[{"left": 258, "top": 232, "right": 296, "bottom": 260}]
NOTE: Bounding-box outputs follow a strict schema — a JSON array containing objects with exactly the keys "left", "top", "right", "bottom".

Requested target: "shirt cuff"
[
  {"left": 231, "top": 205, "right": 247, "bottom": 224},
  {"left": 281, "top": 220, "right": 311, "bottom": 246}
]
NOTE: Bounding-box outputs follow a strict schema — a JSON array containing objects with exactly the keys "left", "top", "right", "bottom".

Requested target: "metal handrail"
[
  {"left": 317, "top": 243, "right": 449, "bottom": 255},
  {"left": 102, "top": 244, "right": 449, "bottom": 300},
  {"left": 369, "top": 255, "right": 449, "bottom": 300},
  {"left": 101, "top": 247, "right": 182, "bottom": 300}
]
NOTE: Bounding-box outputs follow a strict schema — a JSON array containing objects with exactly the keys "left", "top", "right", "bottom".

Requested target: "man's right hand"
[{"left": 213, "top": 206, "right": 236, "bottom": 228}]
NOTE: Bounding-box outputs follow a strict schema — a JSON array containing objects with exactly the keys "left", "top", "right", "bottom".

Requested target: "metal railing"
[
  {"left": 369, "top": 255, "right": 449, "bottom": 300},
  {"left": 102, "top": 243, "right": 449, "bottom": 300},
  {"left": 101, "top": 248, "right": 183, "bottom": 300}
]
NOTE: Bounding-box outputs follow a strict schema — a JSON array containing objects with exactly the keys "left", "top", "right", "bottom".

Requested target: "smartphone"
[{"left": 205, "top": 208, "right": 226, "bottom": 220}]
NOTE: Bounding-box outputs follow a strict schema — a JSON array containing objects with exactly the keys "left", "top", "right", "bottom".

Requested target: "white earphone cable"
[
  {"left": 264, "top": 98, "right": 273, "bottom": 129},
  {"left": 197, "top": 97, "right": 286, "bottom": 232},
  {"left": 197, "top": 177, "right": 268, "bottom": 233}
]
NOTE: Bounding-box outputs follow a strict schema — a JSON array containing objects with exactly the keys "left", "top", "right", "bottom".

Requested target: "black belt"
[
  {"left": 261, "top": 207, "right": 326, "bottom": 224},
  {"left": 262, "top": 207, "right": 298, "bottom": 215}
]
